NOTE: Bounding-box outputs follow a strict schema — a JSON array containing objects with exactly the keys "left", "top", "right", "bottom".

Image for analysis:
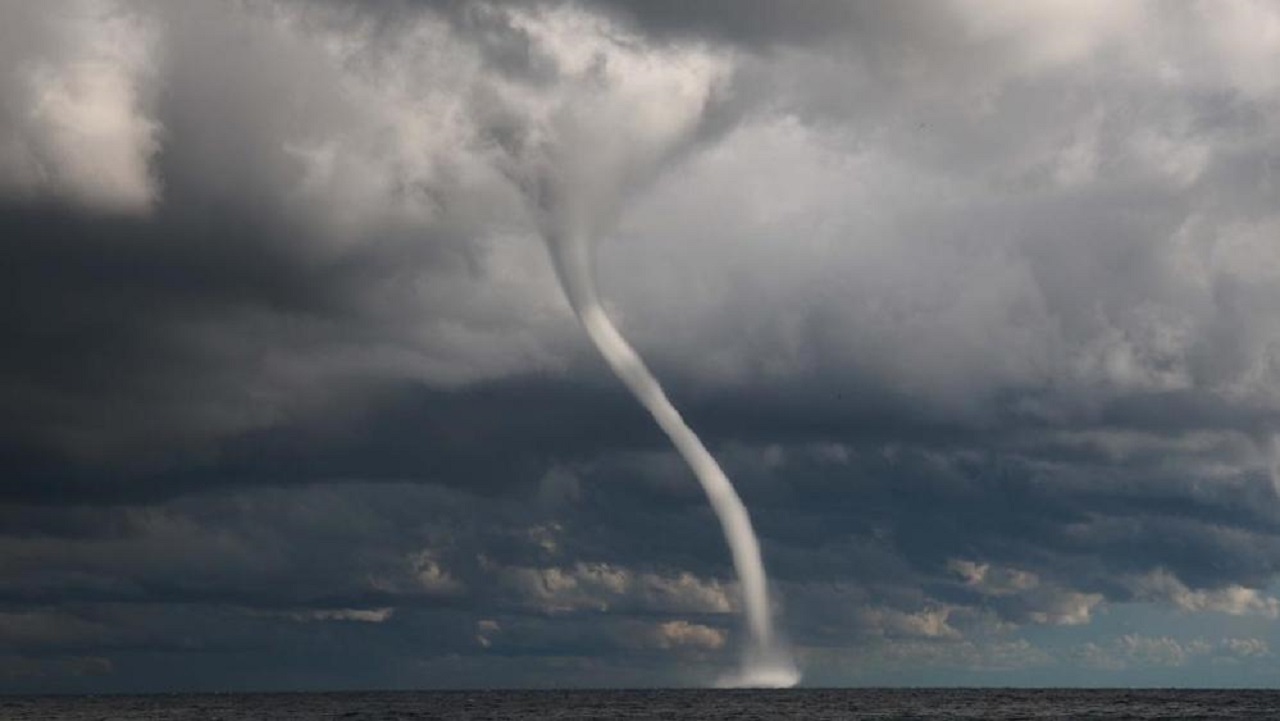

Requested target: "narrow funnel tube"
[{"left": 546, "top": 231, "right": 777, "bottom": 655}]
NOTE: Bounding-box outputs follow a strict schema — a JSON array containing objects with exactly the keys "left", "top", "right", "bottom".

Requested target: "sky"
[{"left": 3, "top": 0, "right": 1280, "bottom": 692}]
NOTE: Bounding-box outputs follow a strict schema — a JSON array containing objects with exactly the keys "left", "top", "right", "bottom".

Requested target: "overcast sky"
[{"left": 4, "top": 0, "right": 1280, "bottom": 692}]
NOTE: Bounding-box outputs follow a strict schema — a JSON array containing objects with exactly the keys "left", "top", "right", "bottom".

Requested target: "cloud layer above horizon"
[{"left": 4, "top": 0, "right": 1280, "bottom": 690}]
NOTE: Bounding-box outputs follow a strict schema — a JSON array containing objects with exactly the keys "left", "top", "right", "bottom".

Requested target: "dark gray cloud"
[
  {"left": 4, "top": 0, "right": 1280, "bottom": 692},
  {"left": 587, "top": 0, "right": 863, "bottom": 46}
]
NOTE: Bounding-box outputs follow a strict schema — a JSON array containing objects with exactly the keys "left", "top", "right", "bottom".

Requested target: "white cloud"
[
  {"left": 1130, "top": 569, "right": 1280, "bottom": 618},
  {"left": 1028, "top": 591, "right": 1105, "bottom": 627},
  {"left": 409, "top": 550, "right": 464, "bottom": 595},
  {"left": 651, "top": 620, "right": 727, "bottom": 651},
  {"left": 0, "top": 0, "right": 160, "bottom": 213},
  {"left": 946, "top": 559, "right": 1102, "bottom": 627},
  {"left": 1222, "top": 637, "right": 1271, "bottom": 658},
  {"left": 948, "top": 559, "right": 1040, "bottom": 596},
  {"left": 859, "top": 606, "right": 960, "bottom": 640},
  {"left": 491, "top": 560, "right": 732, "bottom": 615}
]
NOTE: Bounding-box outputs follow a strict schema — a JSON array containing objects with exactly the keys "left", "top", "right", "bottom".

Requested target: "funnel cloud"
[
  {"left": 506, "top": 14, "right": 797, "bottom": 683},
  {"left": 546, "top": 224, "right": 798, "bottom": 686}
]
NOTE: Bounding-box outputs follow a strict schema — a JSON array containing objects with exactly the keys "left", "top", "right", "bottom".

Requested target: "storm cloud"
[{"left": 4, "top": 0, "right": 1280, "bottom": 691}]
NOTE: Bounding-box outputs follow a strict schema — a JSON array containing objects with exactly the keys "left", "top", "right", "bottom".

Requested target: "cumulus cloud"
[
  {"left": 948, "top": 559, "right": 1040, "bottom": 596},
  {"left": 1026, "top": 592, "right": 1105, "bottom": 627},
  {"left": 651, "top": 620, "right": 727, "bottom": 651},
  {"left": 862, "top": 606, "right": 961, "bottom": 640},
  {"left": 406, "top": 550, "right": 466, "bottom": 595},
  {"left": 1129, "top": 569, "right": 1280, "bottom": 618},
  {"left": 490, "top": 559, "right": 733, "bottom": 615},
  {"left": 1222, "top": 637, "right": 1271, "bottom": 658}
]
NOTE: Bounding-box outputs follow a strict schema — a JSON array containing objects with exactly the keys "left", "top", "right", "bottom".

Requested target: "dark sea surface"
[{"left": 5, "top": 688, "right": 1280, "bottom": 720}]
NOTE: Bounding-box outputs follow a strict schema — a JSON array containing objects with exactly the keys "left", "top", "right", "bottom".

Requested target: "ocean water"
[{"left": 4, "top": 688, "right": 1280, "bottom": 720}]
